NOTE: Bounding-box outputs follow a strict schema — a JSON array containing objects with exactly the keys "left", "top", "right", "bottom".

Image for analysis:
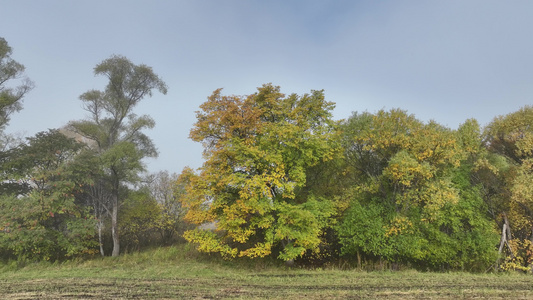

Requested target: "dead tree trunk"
[{"left": 498, "top": 223, "right": 509, "bottom": 254}]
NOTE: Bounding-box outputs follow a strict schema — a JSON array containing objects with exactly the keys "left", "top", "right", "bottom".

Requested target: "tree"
[
  {"left": 69, "top": 55, "right": 167, "bottom": 256},
  {"left": 180, "top": 84, "right": 339, "bottom": 261},
  {"left": 0, "top": 38, "right": 33, "bottom": 132},
  {"left": 341, "top": 109, "right": 462, "bottom": 216},
  {"left": 0, "top": 130, "right": 96, "bottom": 260},
  {"left": 144, "top": 171, "right": 187, "bottom": 244},
  {"left": 69, "top": 147, "right": 111, "bottom": 257},
  {"left": 483, "top": 106, "right": 533, "bottom": 271},
  {"left": 119, "top": 188, "right": 160, "bottom": 251},
  {"left": 336, "top": 110, "right": 498, "bottom": 270}
]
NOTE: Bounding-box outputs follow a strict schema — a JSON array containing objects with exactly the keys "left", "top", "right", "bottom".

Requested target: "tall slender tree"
[{"left": 70, "top": 55, "right": 167, "bottom": 256}]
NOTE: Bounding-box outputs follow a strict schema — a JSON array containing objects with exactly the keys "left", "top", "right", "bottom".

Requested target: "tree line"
[{"left": 0, "top": 37, "right": 531, "bottom": 272}]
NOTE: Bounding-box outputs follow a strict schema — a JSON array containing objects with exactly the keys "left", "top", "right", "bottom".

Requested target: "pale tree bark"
[
  {"left": 111, "top": 174, "right": 120, "bottom": 257},
  {"left": 87, "top": 179, "right": 112, "bottom": 257},
  {"left": 111, "top": 194, "right": 120, "bottom": 257},
  {"left": 498, "top": 213, "right": 514, "bottom": 267},
  {"left": 498, "top": 223, "right": 509, "bottom": 255},
  {"left": 97, "top": 219, "right": 104, "bottom": 256}
]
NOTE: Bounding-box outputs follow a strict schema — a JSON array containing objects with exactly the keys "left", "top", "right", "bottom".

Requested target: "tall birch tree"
[{"left": 69, "top": 55, "right": 167, "bottom": 256}]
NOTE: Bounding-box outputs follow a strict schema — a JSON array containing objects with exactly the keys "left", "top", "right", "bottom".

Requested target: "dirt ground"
[{"left": 1, "top": 275, "right": 533, "bottom": 299}]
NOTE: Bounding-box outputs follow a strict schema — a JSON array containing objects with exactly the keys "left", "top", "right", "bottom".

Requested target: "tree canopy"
[
  {"left": 0, "top": 38, "right": 33, "bottom": 136},
  {"left": 0, "top": 130, "right": 96, "bottom": 260},
  {"left": 336, "top": 110, "right": 498, "bottom": 270},
  {"left": 181, "top": 84, "right": 339, "bottom": 261}
]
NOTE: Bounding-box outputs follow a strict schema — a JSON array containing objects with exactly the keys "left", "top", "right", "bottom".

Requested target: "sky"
[{"left": 2, "top": 0, "right": 533, "bottom": 174}]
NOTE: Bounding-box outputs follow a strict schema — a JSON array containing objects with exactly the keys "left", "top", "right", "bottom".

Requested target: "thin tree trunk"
[
  {"left": 98, "top": 219, "right": 104, "bottom": 257},
  {"left": 111, "top": 186, "right": 120, "bottom": 257},
  {"left": 92, "top": 198, "right": 105, "bottom": 257}
]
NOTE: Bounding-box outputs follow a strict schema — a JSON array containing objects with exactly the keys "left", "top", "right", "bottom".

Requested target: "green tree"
[
  {"left": 341, "top": 109, "right": 462, "bottom": 217},
  {"left": 0, "top": 37, "right": 33, "bottom": 132},
  {"left": 69, "top": 148, "right": 110, "bottom": 257},
  {"left": 119, "top": 189, "right": 160, "bottom": 251},
  {"left": 337, "top": 110, "right": 498, "bottom": 270},
  {"left": 181, "top": 84, "right": 339, "bottom": 261},
  {"left": 118, "top": 172, "right": 189, "bottom": 251},
  {"left": 0, "top": 130, "right": 96, "bottom": 260},
  {"left": 69, "top": 55, "right": 167, "bottom": 256}
]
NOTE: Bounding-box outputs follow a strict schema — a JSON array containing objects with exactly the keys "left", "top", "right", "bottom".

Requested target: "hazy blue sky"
[{"left": 2, "top": 1, "right": 533, "bottom": 174}]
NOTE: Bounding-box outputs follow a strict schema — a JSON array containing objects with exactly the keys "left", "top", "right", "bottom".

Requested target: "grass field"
[{"left": 0, "top": 246, "right": 532, "bottom": 299}]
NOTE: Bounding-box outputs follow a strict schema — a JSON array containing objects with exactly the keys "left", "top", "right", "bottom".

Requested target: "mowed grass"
[{"left": 0, "top": 245, "right": 532, "bottom": 299}]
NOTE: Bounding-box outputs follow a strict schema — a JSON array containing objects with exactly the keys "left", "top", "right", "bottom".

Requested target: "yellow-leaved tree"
[{"left": 180, "top": 84, "right": 339, "bottom": 261}]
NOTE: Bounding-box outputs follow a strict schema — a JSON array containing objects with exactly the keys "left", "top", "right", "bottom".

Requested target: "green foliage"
[
  {"left": 101, "top": 141, "right": 145, "bottom": 183},
  {"left": 416, "top": 168, "right": 499, "bottom": 270},
  {"left": 0, "top": 130, "right": 97, "bottom": 260},
  {"left": 336, "top": 110, "right": 498, "bottom": 271},
  {"left": 337, "top": 201, "right": 389, "bottom": 258},
  {"left": 0, "top": 37, "right": 34, "bottom": 131},
  {"left": 338, "top": 187, "right": 498, "bottom": 271},
  {"left": 119, "top": 190, "right": 160, "bottom": 250}
]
